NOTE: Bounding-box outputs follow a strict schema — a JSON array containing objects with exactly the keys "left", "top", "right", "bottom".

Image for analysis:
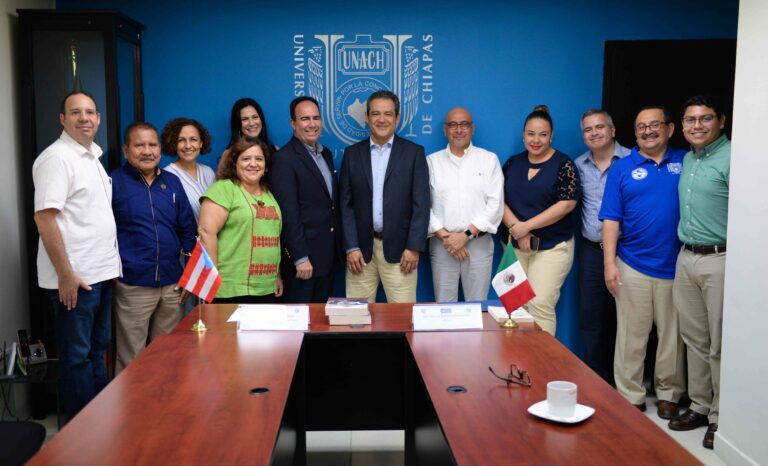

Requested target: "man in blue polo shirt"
[
  {"left": 111, "top": 122, "right": 197, "bottom": 374},
  {"left": 599, "top": 106, "right": 686, "bottom": 419}
]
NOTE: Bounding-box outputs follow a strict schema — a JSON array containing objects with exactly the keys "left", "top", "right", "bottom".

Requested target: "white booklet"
[
  {"left": 487, "top": 306, "right": 535, "bottom": 323},
  {"left": 228, "top": 304, "right": 309, "bottom": 331}
]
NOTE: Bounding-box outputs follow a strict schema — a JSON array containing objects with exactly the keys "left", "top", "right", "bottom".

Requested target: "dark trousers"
[
  {"left": 281, "top": 265, "right": 335, "bottom": 304},
  {"left": 578, "top": 241, "right": 617, "bottom": 385},
  {"left": 49, "top": 280, "right": 112, "bottom": 422}
]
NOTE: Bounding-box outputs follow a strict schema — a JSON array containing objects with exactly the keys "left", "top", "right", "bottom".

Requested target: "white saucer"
[{"left": 527, "top": 400, "right": 595, "bottom": 424}]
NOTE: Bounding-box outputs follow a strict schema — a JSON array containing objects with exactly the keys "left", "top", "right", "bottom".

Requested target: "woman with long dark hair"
[{"left": 217, "top": 98, "right": 276, "bottom": 176}]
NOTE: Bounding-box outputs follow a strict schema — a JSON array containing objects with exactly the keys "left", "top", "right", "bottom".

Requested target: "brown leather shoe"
[
  {"left": 669, "top": 409, "right": 709, "bottom": 431},
  {"left": 703, "top": 423, "right": 718, "bottom": 449},
  {"left": 657, "top": 400, "right": 679, "bottom": 419},
  {"left": 633, "top": 402, "right": 646, "bottom": 412}
]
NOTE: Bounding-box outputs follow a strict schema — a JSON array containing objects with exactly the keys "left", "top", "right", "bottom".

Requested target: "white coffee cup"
[{"left": 547, "top": 381, "right": 577, "bottom": 418}]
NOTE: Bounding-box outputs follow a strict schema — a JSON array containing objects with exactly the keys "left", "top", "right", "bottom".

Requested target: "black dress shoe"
[
  {"left": 703, "top": 423, "right": 718, "bottom": 449},
  {"left": 633, "top": 402, "right": 646, "bottom": 412},
  {"left": 669, "top": 409, "right": 709, "bottom": 431},
  {"left": 657, "top": 400, "right": 679, "bottom": 420}
]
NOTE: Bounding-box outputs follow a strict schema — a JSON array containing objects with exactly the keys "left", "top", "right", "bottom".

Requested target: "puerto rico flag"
[
  {"left": 491, "top": 246, "right": 535, "bottom": 315},
  {"left": 179, "top": 240, "right": 222, "bottom": 303}
]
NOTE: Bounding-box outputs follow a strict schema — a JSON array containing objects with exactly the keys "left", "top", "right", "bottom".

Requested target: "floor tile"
[
  {"left": 307, "top": 430, "right": 351, "bottom": 451},
  {"left": 350, "top": 430, "right": 404, "bottom": 451},
  {"left": 644, "top": 396, "right": 724, "bottom": 466}
]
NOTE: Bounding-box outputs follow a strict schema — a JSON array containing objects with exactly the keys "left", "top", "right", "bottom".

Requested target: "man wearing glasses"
[
  {"left": 667, "top": 95, "right": 730, "bottom": 449},
  {"left": 574, "top": 109, "right": 630, "bottom": 386},
  {"left": 426, "top": 107, "right": 504, "bottom": 302},
  {"left": 599, "top": 106, "right": 686, "bottom": 419}
]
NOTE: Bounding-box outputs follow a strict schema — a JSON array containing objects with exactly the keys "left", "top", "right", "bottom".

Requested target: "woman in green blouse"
[{"left": 199, "top": 137, "right": 283, "bottom": 303}]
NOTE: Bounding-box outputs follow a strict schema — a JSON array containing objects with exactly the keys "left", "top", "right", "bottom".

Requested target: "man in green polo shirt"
[{"left": 667, "top": 95, "right": 730, "bottom": 450}]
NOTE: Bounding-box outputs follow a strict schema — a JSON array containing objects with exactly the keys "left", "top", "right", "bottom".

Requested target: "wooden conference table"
[{"left": 29, "top": 303, "right": 699, "bottom": 465}]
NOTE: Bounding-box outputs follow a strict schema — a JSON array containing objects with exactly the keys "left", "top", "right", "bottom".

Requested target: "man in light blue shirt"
[
  {"left": 370, "top": 138, "right": 391, "bottom": 233},
  {"left": 574, "top": 109, "right": 630, "bottom": 386},
  {"left": 339, "top": 90, "right": 429, "bottom": 302}
]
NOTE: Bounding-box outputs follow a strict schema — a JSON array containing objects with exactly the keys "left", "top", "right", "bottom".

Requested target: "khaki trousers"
[
  {"left": 345, "top": 238, "right": 417, "bottom": 303},
  {"left": 114, "top": 281, "right": 183, "bottom": 374},
  {"left": 614, "top": 258, "right": 685, "bottom": 404},
  {"left": 673, "top": 249, "right": 725, "bottom": 423},
  {"left": 515, "top": 239, "right": 574, "bottom": 335}
]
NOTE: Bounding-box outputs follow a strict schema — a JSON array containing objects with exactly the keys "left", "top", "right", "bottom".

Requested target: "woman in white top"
[{"left": 161, "top": 117, "right": 216, "bottom": 221}]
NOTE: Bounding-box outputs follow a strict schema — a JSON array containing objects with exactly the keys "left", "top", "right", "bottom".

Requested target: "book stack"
[{"left": 324, "top": 297, "right": 371, "bottom": 325}]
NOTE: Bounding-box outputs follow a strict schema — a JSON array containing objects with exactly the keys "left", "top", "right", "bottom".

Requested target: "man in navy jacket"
[
  {"left": 111, "top": 122, "right": 196, "bottom": 373},
  {"left": 339, "top": 90, "right": 429, "bottom": 302},
  {"left": 271, "top": 96, "right": 341, "bottom": 303}
]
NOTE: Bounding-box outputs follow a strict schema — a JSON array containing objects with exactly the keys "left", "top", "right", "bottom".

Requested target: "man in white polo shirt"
[
  {"left": 427, "top": 107, "right": 504, "bottom": 302},
  {"left": 32, "top": 91, "right": 121, "bottom": 422}
]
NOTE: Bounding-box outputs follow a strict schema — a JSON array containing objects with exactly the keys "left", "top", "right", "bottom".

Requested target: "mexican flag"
[{"left": 491, "top": 246, "right": 536, "bottom": 315}]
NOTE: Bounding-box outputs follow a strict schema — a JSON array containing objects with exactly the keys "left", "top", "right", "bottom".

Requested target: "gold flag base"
[
  {"left": 500, "top": 317, "right": 519, "bottom": 329},
  {"left": 191, "top": 298, "right": 207, "bottom": 332},
  {"left": 191, "top": 319, "right": 208, "bottom": 332}
]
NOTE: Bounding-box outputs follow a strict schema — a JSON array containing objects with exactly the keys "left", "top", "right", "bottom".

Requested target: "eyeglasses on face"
[
  {"left": 635, "top": 121, "right": 668, "bottom": 132},
  {"left": 488, "top": 364, "right": 532, "bottom": 387},
  {"left": 444, "top": 121, "right": 474, "bottom": 130},
  {"left": 682, "top": 114, "right": 717, "bottom": 126}
]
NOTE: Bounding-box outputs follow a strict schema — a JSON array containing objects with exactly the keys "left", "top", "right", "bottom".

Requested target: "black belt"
[
  {"left": 583, "top": 239, "right": 603, "bottom": 250},
  {"left": 373, "top": 231, "right": 383, "bottom": 239},
  {"left": 684, "top": 244, "right": 726, "bottom": 255}
]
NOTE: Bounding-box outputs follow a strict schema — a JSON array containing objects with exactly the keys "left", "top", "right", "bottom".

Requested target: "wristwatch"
[{"left": 464, "top": 229, "right": 476, "bottom": 240}]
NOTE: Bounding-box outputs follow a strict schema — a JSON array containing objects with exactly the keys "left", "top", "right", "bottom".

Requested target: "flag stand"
[
  {"left": 500, "top": 317, "right": 519, "bottom": 329},
  {"left": 191, "top": 296, "right": 208, "bottom": 332}
]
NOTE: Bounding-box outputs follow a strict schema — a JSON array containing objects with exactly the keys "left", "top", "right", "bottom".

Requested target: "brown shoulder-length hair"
[
  {"left": 217, "top": 136, "right": 272, "bottom": 190},
  {"left": 161, "top": 117, "right": 213, "bottom": 156}
]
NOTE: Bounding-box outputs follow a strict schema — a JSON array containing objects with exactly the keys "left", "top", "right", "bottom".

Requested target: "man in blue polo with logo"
[{"left": 599, "top": 106, "right": 686, "bottom": 419}]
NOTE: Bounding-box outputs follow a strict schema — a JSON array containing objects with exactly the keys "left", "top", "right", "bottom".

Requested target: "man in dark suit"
[
  {"left": 270, "top": 96, "right": 341, "bottom": 303},
  {"left": 339, "top": 90, "right": 429, "bottom": 302}
]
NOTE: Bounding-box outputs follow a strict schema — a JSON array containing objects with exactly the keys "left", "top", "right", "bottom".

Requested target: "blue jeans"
[{"left": 49, "top": 280, "right": 112, "bottom": 421}]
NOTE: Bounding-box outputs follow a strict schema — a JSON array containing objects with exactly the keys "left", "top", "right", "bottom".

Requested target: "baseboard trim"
[{"left": 715, "top": 432, "right": 759, "bottom": 466}]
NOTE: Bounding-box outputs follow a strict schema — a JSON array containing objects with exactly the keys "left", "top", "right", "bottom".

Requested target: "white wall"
[
  {"left": 717, "top": 1, "right": 768, "bottom": 464},
  {"left": 0, "top": 1, "right": 53, "bottom": 347}
]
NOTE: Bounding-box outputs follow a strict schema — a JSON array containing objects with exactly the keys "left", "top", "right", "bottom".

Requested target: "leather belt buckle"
[
  {"left": 684, "top": 243, "right": 726, "bottom": 255},
  {"left": 373, "top": 231, "right": 383, "bottom": 240},
  {"left": 584, "top": 239, "right": 603, "bottom": 250}
]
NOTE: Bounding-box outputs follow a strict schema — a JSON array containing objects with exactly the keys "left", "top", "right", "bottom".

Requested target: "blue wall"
[{"left": 60, "top": 0, "right": 738, "bottom": 352}]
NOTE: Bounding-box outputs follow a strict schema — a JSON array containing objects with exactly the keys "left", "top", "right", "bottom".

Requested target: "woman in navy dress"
[{"left": 501, "top": 105, "right": 579, "bottom": 335}]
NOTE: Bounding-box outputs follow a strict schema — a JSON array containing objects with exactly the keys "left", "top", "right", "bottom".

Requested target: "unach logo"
[{"left": 293, "top": 34, "right": 434, "bottom": 147}]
